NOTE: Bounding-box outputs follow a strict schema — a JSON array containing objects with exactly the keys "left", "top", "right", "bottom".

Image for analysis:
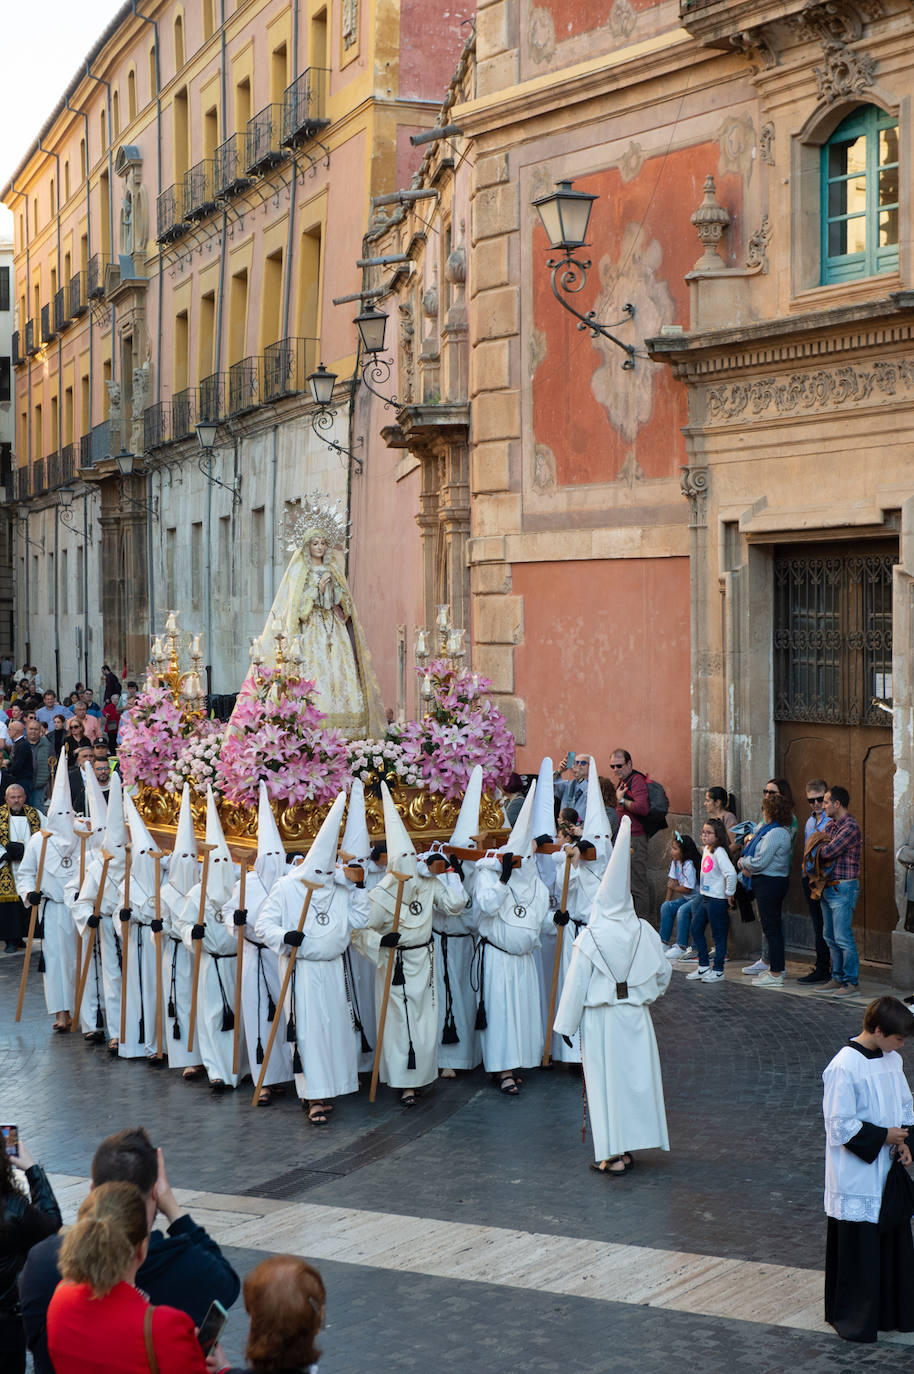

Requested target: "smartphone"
[
  {"left": 566, "top": 750, "right": 575, "bottom": 768},
  {"left": 196, "top": 1299, "right": 227, "bottom": 1354},
  {"left": 1, "top": 1125, "right": 19, "bottom": 1159}
]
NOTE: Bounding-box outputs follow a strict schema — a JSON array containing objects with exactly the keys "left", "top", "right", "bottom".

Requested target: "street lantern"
[
  {"left": 353, "top": 304, "right": 389, "bottom": 355},
  {"left": 58, "top": 485, "right": 75, "bottom": 508},
  {"left": 195, "top": 421, "right": 219, "bottom": 451},
  {"left": 308, "top": 363, "right": 338, "bottom": 408},
  {"left": 532, "top": 179, "right": 597, "bottom": 252},
  {"left": 115, "top": 449, "right": 135, "bottom": 477}
]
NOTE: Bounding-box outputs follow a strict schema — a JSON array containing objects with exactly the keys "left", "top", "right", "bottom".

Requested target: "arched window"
[
  {"left": 127, "top": 68, "right": 137, "bottom": 122},
  {"left": 822, "top": 105, "right": 898, "bottom": 283},
  {"left": 113, "top": 89, "right": 120, "bottom": 138},
  {"left": 174, "top": 13, "right": 185, "bottom": 70}
]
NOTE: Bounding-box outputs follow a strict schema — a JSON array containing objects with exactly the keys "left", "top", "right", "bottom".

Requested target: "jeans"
[
  {"left": 689, "top": 895, "right": 730, "bottom": 972},
  {"left": 659, "top": 896, "right": 694, "bottom": 946},
  {"left": 753, "top": 874, "right": 789, "bottom": 974},
  {"left": 27, "top": 786, "right": 46, "bottom": 811},
  {"left": 630, "top": 834, "right": 650, "bottom": 916},
  {"left": 802, "top": 875, "right": 831, "bottom": 974},
  {"left": 821, "top": 879, "right": 860, "bottom": 986}
]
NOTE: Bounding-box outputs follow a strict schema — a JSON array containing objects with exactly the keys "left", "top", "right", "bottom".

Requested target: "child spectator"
[{"left": 659, "top": 831, "right": 699, "bottom": 959}]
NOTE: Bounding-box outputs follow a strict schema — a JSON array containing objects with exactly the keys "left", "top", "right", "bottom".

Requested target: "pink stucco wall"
[{"left": 399, "top": 0, "right": 475, "bottom": 101}]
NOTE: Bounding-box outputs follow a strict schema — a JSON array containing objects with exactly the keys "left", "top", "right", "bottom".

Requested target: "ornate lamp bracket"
[{"left": 547, "top": 252, "right": 637, "bottom": 370}]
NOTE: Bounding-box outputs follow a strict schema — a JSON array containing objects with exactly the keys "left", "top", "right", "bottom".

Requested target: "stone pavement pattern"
[{"left": 2, "top": 952, "right": 912, "bottom": 1371}]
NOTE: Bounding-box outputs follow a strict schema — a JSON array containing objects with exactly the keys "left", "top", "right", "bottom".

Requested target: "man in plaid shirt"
[{"left": 818, "top": 786, "right": 862, "bottom": 995}]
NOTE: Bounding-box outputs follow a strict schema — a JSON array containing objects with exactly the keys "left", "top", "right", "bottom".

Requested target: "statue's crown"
[{"left": 283, "top": 492, "right": 350, "bottom": 554}]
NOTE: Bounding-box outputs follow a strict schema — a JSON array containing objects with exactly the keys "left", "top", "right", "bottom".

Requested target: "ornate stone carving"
[
  {"left": 746, "top": 215, "right": 772, "bottom": 273},
  {"left": 609, "top": 0, "right": 636, "bottom": 40},
  {"left": 704, "top": 358, "right": 914, "bottom": 425},
  {"left": 532, "top": 443, "right": 557, "bottom": 492},
  {"left": 792, "top": 2, "right": 864, "bottom": 43},
  {"left": 730, "top": 29, "right": 779, "bottom": 70},
  {"left": 399, "top": 302, "right": 415, "bottom": 405},
  {"left": 718, "top": 114, "right": 758, "bottom": 182},
  {"left": 814, "top": 38, "right": 877, "bottom": 102},
  {"left": 759, "top": 123, "right": 776, "bottom": 165},
  {"left": 131, "top": 364, "right": 150, "bottom": 455},
  {"left": 680, "top": 466, "right": 710, "bottom": 528},
  {"left": 690, "top": 176, "right": 731, "bottom": 270},
  {"left": 342, "top": 0, "right": 359, "bottom": 50}
]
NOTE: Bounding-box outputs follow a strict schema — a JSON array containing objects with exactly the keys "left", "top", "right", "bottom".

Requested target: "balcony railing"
[
  {"left": 60, "top": 443, "right": 75, "bottom": 486},
  {"left": 172, "top": 387, "right": 196, "bottom": 440},
  {"left": 156, "top": 184, "right": 187, "bottom": 243},
  {"left": 40, "top": 303, "right": 54, "bottom": 345},
  {"left": 247, "top": 105, "right": 287, "bottom": 174},
  {"left": 16, "top": 467, "right": 30, "bottom": 501},
  {"left": 198, "top": 372, "right": 225, "bottom": 424},
  {"left": 87, "top": 254, "right": 104, "bottom": 300},
  {"left": 12, "top": 331, "right": 21, "bottom": 367},
  {"left": 184, "top": 159, "right": 218, "bottom": 220},
  {"left": 228, "top": 356, "right": 263, "bottom": 416},
  {"left": 32, "top": 458, "right": 46, "bottom": 495},
  {"left": 25, "top": 319, "right": 37, "bottom": 355},
  {"left": 54, "top": 287, "right": 70, "bottom": 333},
  {"left": 281, "top": 68, "right": 329, "bottom": 147},
  {"left": 78, "top": 434, "right": 90, "bottom": 468},
  {"left": 69, "top": 271, "right": 88, "bottom": 317},
  {"left": 215, "top": 133, "right": 252, "bottom": 197},
  {"left": 46, "top": 451, "right": 60, "bottom": 489},
  {"left": 144, "top": 402, "right": 171, "bottom": 451},
  {"left": 263, "top": 336, "right": 319, "bottom": 401},
  {"left": 88, "top": 419, "right": 114, "bottom": 466}
]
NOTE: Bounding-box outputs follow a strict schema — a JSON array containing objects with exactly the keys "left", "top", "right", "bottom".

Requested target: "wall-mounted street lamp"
[
  {"left": 532, "top": 178, "right": 638, "bottom": 370},
  {"left": 113, "top": 450, "right": 159, "bottom": 518},
  {"left": 306, "top": 363, "right": 364, "bottom": 472},
  {"left": 57, "top": 484, "right": 94, "bottom": 543},
  {"left": 193, "top": 424, "right": 242, "bottom": 507},
  {"left": 305, "top": 301, "right": 401, "bottom": 473},
  {"left": 16, "top": 503, "right": 45, "bottom": 552}
]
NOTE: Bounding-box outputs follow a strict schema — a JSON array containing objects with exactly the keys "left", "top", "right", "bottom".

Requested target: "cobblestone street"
[{"left": 3, "top": 952, "right": 912, "bottom": 1371}]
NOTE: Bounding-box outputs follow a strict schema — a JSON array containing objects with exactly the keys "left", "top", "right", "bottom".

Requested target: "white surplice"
[
  {"left": 72, "top": 854, "right": 126, "bottom": 1040},
  {"left": 822, "top": 1044, "right": 914, "bottom": 1222},
  {"left": 474, "top": 858, "right": 552, "bottom": 1073},
  {"left": 159, "top": 879, "right": 203, "bottom": 1070},
  {"left": 16, "top": 831, "right": 78, "bottom": 1016},
  {"left": 175, "top": 876, "right": 246, "bottom": 1087},
  {"left": 236, "top": 870, "right": 292, "bottom": 1088},
  {"left": 433, "top": 868, "right": 481, "bottom": 1071},
  {"left": 547, "top": 853, "right": 607, "bottom": 1065}
]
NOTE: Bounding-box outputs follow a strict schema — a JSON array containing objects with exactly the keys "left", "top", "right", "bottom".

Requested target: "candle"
[
  {"left": 415, "top": 629, "right": 429, "bottom": 659},
  {"left": 165, "top": 611, "right": 178, "bottom": 633},
  {"left": 422, "top": 672, "right": 432, "bottom": 698},
  {"left": 190, "top": 634, "right": 202, "bottom": 658},
  {"left": 289, "top": 635, "right": 303, "bottom": 663},
  {"left": 436, "top": 604, "right": 449, "bottom": 631}
]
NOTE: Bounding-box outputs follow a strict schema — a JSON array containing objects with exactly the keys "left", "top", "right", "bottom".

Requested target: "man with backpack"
[{"left": 610, "top": 749, "right": 657, "bottom": 917}]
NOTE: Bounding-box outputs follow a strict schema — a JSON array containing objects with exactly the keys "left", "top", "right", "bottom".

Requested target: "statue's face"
[{"left": 310, "top": 537, "right": 327, "bottom": 560}]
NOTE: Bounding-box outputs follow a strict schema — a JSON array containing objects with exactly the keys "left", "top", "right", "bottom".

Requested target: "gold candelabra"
[
  {"left": 148, "top": 611, "right": 206, "bottom": 718},
  {"left": 249, "top": 618, "right": 304, "bottom": 682},
  {"left": 415, "top": 604, "right": 472, "bottom": 713}
]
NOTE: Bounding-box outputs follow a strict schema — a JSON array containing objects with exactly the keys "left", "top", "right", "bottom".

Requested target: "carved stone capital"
[
  {"left": 746, "top": 215, "right": 773, "bottom": 273},
  {"left": 680, "top": 466, "right": 710, "bottom": 527}
]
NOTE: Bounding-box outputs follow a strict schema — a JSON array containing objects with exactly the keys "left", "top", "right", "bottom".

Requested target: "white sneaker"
[
  {"left": 678, "top": 948, "right": 699, "bottom": 963},
  {"left": 665, "top": 944, "right": 685, "bottom": 961},
  {"left": 701, "top": 969, "right": 725, "bottom": 983},
  {"left": 753, "top": 970, "right": 785, "bottom": 988},
  {"left": 685, "top": 966, "right": 710, "bottom": 981},
  {"left": 742, "top": 959, "right": 769, "bottom": 975}
]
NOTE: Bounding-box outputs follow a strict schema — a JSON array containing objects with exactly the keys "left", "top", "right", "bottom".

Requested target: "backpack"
[{"left": 641, "top": 773, "right": 669, "bottom": 839}]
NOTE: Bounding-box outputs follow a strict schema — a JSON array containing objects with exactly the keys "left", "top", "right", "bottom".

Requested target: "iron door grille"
[{"left": 773, "top": 550, "right": 896, "bottom": 727}]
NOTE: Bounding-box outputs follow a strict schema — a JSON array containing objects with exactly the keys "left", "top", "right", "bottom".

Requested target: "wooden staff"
[
  {"left": 71, "top": 850, "right": 112, "bottom": 1030},
  {"left": 186, "top": 843, "right": 215, "bottom": 1054},
  {"left": 369, "top": 869, "right": 411, "bottom": 1104},
  {"left": 151, "top": 849, "right": 168, "bottom": 1059},
  {"left": 250, "top": 876, "right": 322, "bottom": 1107},
  {"left": 232, "top": 857, "right": 250, "bottom": 1076},
  {"left": 14, "top": 829, "right": 52, "bottom": 1022},
  {"left": 543, "top": 849, "right": 574, "bottom": 1067},
  {"left": 118, "top": 846, "right": 133, "bottom": 1045}
]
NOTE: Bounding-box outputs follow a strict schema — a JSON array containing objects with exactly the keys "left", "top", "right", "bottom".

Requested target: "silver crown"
[{"left": 283, "top": 492, "right": 350, "bottom": 554}]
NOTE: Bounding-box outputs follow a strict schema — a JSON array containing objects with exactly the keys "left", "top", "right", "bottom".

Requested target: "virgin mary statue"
[{"left": 253, "top": 493, "right": 386, "bottom": 738}]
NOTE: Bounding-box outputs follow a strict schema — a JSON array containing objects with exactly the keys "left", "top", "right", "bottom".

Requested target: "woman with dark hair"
[
  {"left": 704, "top": 787, "right": 737, "bottom": 839},
  {"left": 737, "top": 778, "right": 797, "bottom": 974},
  {"left": 738, "top": 791, "right": 794, "bottom": 988},
  {"left": 47, "top": 1182, "right": 215, "bottom": 1374},
  {"left": 226, "top": 1255, "right": 325, "bottom": 1374},
  {"left": 0, "top": 1135, "right": 61, "bottom": 1374}
]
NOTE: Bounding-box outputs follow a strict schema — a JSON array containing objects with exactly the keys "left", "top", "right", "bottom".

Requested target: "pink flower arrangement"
[
  {"left": 167, "top": 721, "right": 225, "bottom": 794},
  {"left": 117, "top": 684, "right": 194, "bottom": 787},
  {"left": 400, "top": 661, "right": 514, "bottom": 799},
  {"left": 215, "top": 667, "right": 351, "bottom": 806}
]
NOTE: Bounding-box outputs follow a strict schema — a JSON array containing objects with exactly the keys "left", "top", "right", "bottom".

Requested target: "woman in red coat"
[{"left": 47, "top": 1182, "right": 225, "bottom": 1374}]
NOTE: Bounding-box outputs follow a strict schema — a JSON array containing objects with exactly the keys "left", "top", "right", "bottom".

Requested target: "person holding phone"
[
  {"left": 0, "top": 1132, "right": 61, "bottom": 1374},
  {"left": 46, "top": 1182, "right": 226, "bottom": 1374}
]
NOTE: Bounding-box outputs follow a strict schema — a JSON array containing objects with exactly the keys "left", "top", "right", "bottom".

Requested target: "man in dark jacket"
[{"left": 19, "top": 1126, "right": 240, "bottom": 1374}]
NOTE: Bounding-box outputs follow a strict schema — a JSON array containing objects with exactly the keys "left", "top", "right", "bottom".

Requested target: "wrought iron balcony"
[
  {"left": 88, "top": 419, "right": 114, "bottom": 466},
  {"left": 40, "top": 303, "right": 54, "bottom": 345},
  {"left": 215, "top": 134, "right": 252, "bottom": 197},
  {"left": 246, "top": 105, "right": 287, "bottom": 174},
  {"left": 198, "top": 372, "right": 225, "bottom": 424},
  {"left": 32, "top": 458, "right": 45, "bottom": 495},
  {"left": 184, "top": 159, "right": 219, "bottom": 220},
  {"left": 69, "top": 270, "right": 88, "bottom": 317},
  {"left": 87, "top": 254, "right": 104, "bottom": 300},
  {"left": 45, "top": 451, "right": 60, "bottom": 489},
  {"left": 54, "top": 287, "right": 70, "bottom": 333},
  {"left": 172, "top": 387, "right": 196, "bottom": 440},
  {"left": 25, "top": 319, "right": 37, "bottom": 355},
  {"left": 281, "top": 68, "right": 329, "bottom": 148},
  {"left": 228, "top": 356, "right": 263, "bottom": 416},
  {"left": 78, "top": 434, "right": 90, "bottom": 468},
  {"left": 16, "top": 466, "right": 30, "bottom": 501},
  {"left": 156, "top": 184, "right": 187, "bottom": 243},
  {"left": 60, "top": 443, "right": 75, "bottom": 486},
  {"left": 12, "top": 331, "right": 21, "bottom": 367},
  {"left": 263, "top": 336, "right": 319, "bottom": 401},
  {"left": 144, "top": 402, "right": 171, "bottom": 450}
]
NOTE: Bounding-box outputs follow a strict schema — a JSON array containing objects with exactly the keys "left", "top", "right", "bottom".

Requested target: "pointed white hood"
[
  {"left": 502, "top": 785, "right": 536, "bottom": 860},
  {"left": 82, "top": 763, "right": 108, "bottom": 850},
  {"left": 339, "top": 779, "right": 371, "bottom": 861},
  {"left": 450, "top": 765, "right": 482, "bottom": 848},
  {"left": 124, "top": 791, "right": 158, "bottom": 896},
  {"left": 532, "top": 757, "right": 556, "bottom": 842},
  {"left": 167, "top": 783, "right": 199, "bottom": 897},
  {"left": 591, "top": 816, "right": 635, "bottom": 926},
  {"left": 255, "top": 781, "right": 286, "bottom": 891},
  {"left": 582, "top": 816, "right": 660, "bottom": 986},
  {"left": 203, "top": 785, "right": 236, "bottom": 909},
  {"left": 46, "top": 758, "right": 78, "bottom": 856},
  {"left": 101, "top": 773, "right": 128, "bottom": 882},
  {"left": 581, "top": 756, "right": 613, "bottom": 864},
  {"left": 380, "top": 781, "right": 417, "bottom": 878},
  {"left": 298, "top": 791, "right": 346, "bottom": 887}
]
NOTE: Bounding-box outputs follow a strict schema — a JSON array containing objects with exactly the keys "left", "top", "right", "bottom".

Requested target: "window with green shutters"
[{"left": 821, "top": 105, "right": 898, "bottom": 284}]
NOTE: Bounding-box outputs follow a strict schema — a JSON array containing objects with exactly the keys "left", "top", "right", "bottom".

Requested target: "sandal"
[
  {"left": 210, "top": 1079, "right": 227, "bottom": 1093},
  {"left": 182, "top": 1066, "right": 204, "bottom": 1081},
  {"left": 400, "top": 1090, "right": 419, "bottom": 1108},
  {"left": 590, "top": 1157, "right": 627, "bottom": 1176},
  {"left": 83, "top": 1030, "right": 105, "bottom": 1044},
  {"left": 308, "top": 1102, "right": 329, "bottom": 1125},
  {"left": 498, "top": 1074, "right": 519, "bottom": 1095},
  {"left": 257, "top": 1088, "right": 273, "bottom": 1106},
  {"left": 439, "top": 1068, "right": 456, "bottom": 1079},
  {"left": 52, "top": 1018, "right": 72, "bottom": 1033},
  {"left": 107, "top": 1039, "right": 119, "bottom": 1055}
]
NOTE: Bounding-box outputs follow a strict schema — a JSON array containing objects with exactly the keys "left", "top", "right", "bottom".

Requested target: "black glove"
[
  {"left": 379, "top": 931, "right": 401, "bottom": 948},
  {"left": 369, "top": 843, "right": 387, "bottom": 862},
  {"left": 150, "top": 919, "right": 164, "bottom": 933},
  {"left": 562, "top": 1034, "right": 574, "bottom": 1049},
  {"left": 448, "top": 855, "right": 464, "bottom": 880},
  {"left": 575, "top": 840, "right": 596, "bottom": 859},
  {"left": 191, "top": 923, "right": 205, "bottom": 940},
  {"left": 233, "top": 907, "right": 248, "bottom": 928},
  {"left": 119, "top": 907, "right": 132, "bottom": 923},
  {"left": 26, "top": 891, "right": 43, "bottom": 907},
  {"left": 534, "top": 834, "right": 553, "bottom": 849},
  {"left": 87, "top": 914, "right": 100, "bottom": 929},
  {"left": 554, "top": 910, "right": 570, "bottom": 927},
  {"left": 283, "top": 930, "right": 305, "bottom": 947},
  {"left": 499, "top": 853, "right": 514, "bottom": 885},
  {"left": 6, "top": 841, "right": 25, "bottom": 862}
]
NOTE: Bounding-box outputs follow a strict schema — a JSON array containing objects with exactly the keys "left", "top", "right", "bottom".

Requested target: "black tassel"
[
  {"left": 36, "top": 919, "right": 45, "bottom": 940},
  {"left": 441, "top": 1012, "right": 459, "bottom": 1045},
  {"left": 138, "top": 1016, "right": 145, "bottom": 1041},
  {"left": 221, "top": 1006, "right": 235, "bottom": 1033},
  {"left": 173, "top": 1020, "right": 181, "bottom": 1040},
  {"left": 292, "top": 1044, "right": 303, "bottom": 1074},
  {"left": 406, "top": 1042, "right": 416, "bottom": 1071},
  {"left": 359, "top": 1027, "right": 372, "bottom": 1055},
  {"left": 266, "top": 994, "right": 276, "bottom": 1021},
  {"left": 286, "top": 1014, "right": 296, "bottom": 1043},
  {"left": 392, "top": 952, "right": 405, "bottom": 987},
  {"left": 167, "top": 997, "right": 176, "bottom": 1018},
  {"left": 256, "top": 1038, "right": 264, "bottom": 1065},
  {"left": 37, "top": 951, "right": 45, "bottom": 973},
  {"left": 474, "top": 1002, "right": 487, "bottom": 1031},
  {"left": 96, "top": 1007, "right": 104, "bottom": 1030}
]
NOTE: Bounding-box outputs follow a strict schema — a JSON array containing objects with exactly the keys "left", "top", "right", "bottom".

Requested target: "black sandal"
[
  {"left": 590, "top": 1157, "right": 627, "bottom": 1176},
  {"left": 498, "top": 1074, "right": 519, "bottom": 1095},
  {"left": 400, "top": 1090, "right": 419, "bottom": 1108},
  {"left": 308, "top": 1102, "right": 329, "bottom": 1125}
]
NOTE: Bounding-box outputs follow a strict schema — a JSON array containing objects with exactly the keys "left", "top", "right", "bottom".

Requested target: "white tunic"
[
  {"left": 475, "top": 859, "right": 552, "bottom": 1073},
  {"left": 72, "top": 853, "right": 126, "bottom": 1040},
  {"left": 16, "top": 831, "right": 78, "bottom": 1016},
  {"left": 235, "top": 870, "right": 292, "bottom": 1088},
  {"left": 175, "top": 877, "right": 246, "bottom": 1087},
  {"left": 547, "top": 853, "right": 606, "bottom": 1065},
  {"left": 159, "top": 879, "right": 202, "bottom": 1070},
  {"left": 433, "top": 869, "right": 481, "bottom": 1071},
  {"left": 117, "top": 868, "right": 165, "bottom": 1059},
  {"left": 554, "top": 919, "right": 671, "bottom": 1163},
  {"left": 822, "top": 1043, "right": 914, "bottom": 1222}
]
